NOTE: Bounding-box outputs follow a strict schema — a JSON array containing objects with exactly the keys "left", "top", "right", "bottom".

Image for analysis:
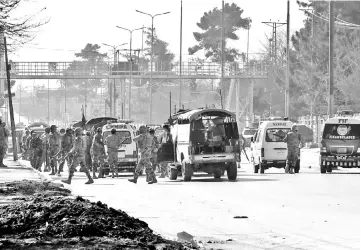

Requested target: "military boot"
[
  {"left": 85, "top": 171, "right": 94, "bottom": 184},
  {"left": 148, "top": 174, "right": 158, "bottom": 184},
  {"left": 61, "top": 174, "right": 73, "bottom": 184},
  {"left": 98, "top": 168, "right": 106, "bottom": 178},
  {"left": 285, "top": 163, "right": 290, "bottom": 174},
  {"left": 92, "top": 169, "right": 98, "bottom": 179},
  {"left": 289, "top": 166, "right": 295, "bottom": 174},
  {"left": 128, "top": 174, "right": 138, "bottom": 184}
]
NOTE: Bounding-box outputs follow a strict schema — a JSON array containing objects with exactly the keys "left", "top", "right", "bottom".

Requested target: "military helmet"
[
  {"left": 111, "top": 128, "right": 117, "bottom": 134},
  {"left": 97, "top": 127, "right": 102, "bottom": 133},
  {"left": 50, "top": 125, "right": 57, "bottom": 130},
  {"left": 45, "top": 127, "right": 51, "bottom": 133},
  {"left": 139, "top": 125, "right": 147, "bottom": 133},
  {"left": 74, "top": 127, "right": 83, "bottom": 135},
  {"left": 66, "top": 128, "right": 72, "bottom": 133},
  {"left": 291, "top": 124, "right": 298, "bottom": 132}
]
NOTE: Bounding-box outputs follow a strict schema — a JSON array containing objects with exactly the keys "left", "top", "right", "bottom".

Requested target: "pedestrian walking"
[
  {"left": 40, "top": 127, "right": 51, "bottom": 171},
  {"left": 128, "top": 125, "right": 157, "bottom": 184},
  {"left": 149, "top": 128, "right": 160, "bottom": 181},
  {"left": 0, "top": 117, "right": 9, "bottom": 167},
  {"left": 91, "top": 127, "right": 106, "bottom": 178},
  {"left": 84, "top": 130, "right": 93, "bottom": 173},
  {"left": 21, "top": 130, "right": 30, "bottom": 158},
  {"left": 283, "top": 125, "right": 304, "bottom": 174},
  {"left": 105, "top": 128, "right": 122, "bottom": 178},
  {"left": 56, "top": 128, "right": 74, "bottom": 176},
  {"left": 48, "top": 125, "right": 61, "bottom": 175},
  {"left": 61, "top": 127, "right": 94, "bottom": 185},
  {"left": 29, "top": 131, "right": 43, "bottom": 171}
]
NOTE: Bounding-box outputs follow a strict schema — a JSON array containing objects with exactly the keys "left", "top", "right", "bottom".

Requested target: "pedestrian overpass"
[{"left": 0, "top": 61, "right": 268, "bottom": 80}]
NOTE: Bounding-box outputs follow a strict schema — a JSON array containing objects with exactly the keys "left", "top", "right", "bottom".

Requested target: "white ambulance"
[
  {"left": 250, "top": 118, "right": 294, "bottom": 173},
  {"left": 102, "top": 122, "right": 138, "bottom": 174}
]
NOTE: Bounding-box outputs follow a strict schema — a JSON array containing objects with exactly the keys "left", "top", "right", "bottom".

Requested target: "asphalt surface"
[{"left": 20, "top": 148, "right": 360, "bottom": 250}]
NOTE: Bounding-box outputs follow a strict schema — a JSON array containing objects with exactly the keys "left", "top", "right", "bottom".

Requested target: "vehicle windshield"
[
  {"left": 322, "top": 124, "right": 360, "bottom": 140},
  {"left": 103, "top": 131, "right": 132, "bottom": 144},
  {"left": 243, "top": 129, "right": 257, "bottom": 136},
  {"left": 265, "top": 128, "right": 290, "bottom": 142}
]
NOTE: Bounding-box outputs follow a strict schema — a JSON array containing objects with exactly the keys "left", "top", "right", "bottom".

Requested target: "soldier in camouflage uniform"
[
  {"left": 21, "top": 130, "right": 30, "bottom": 160},
  {"left": 29, "top": 131, "right": 43, "bottom": 171},
  {"left": 105, "top": 128, "right": 122, "bottom": 178},
  {"left": 48, "top": 125, "right": 61, "bottom": 175},
  {"left": 0, "top": 117, "right": 9, "bottom": 167},
  {"left": 61, "top": 127, "right": 94, "bottom": 185},
  {"left": 40, "top": 127, "right": 51, "bottom": 172},
  {"left": 91, "top": 127, "right": 106, "bottom": 178},
  {"left": 128, "top": 125, "right": 157, "bottom": 184},
  {"left": 84, "top": 131, "right": 93, "bottom": 172},
  {"left": 283, "top": 124, "right": 304, "bottom": 174},
  {"left": 149, "top": 129, "right": 160, "bottom": 181},
  {"left": 56, "top": 128, "right": 74, "bottom": 176}
]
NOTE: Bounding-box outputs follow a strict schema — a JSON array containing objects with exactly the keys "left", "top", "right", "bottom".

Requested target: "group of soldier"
[{"left": 19, "top": 122, "right": 174, "bottom": 185}]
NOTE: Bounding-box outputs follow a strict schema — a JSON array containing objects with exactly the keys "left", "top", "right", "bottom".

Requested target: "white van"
[
  {"left": 250, "top": 119, "right": 294, "bottom": 173},
  {"left": 102, "top": 123, "right": 138, "bottom": 173}
]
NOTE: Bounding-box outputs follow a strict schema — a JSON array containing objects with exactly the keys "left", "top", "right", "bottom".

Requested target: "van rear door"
[{"left": 264, "top": 127, "right": 290, "bottom": 160}]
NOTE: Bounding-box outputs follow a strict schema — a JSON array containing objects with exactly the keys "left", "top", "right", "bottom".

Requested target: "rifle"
[{"left": 242, "top": 148, "right": 250, "bottom": 162}]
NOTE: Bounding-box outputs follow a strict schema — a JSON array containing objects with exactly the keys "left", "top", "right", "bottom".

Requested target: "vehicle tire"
[
  {"left": 214, "top": 169, "right": 222, "bottom": 179},
  {"left": 320, "top": 163, "right": 326, "bottom": 174},
  {"left": 227, "top": 162, "right": 237, "bottom": 181},
  {"left": 182, "top": 162, "right": 193, "bottom": 182},
  {"left": 169, "top": 168, "right": 178, "bottom": 180},
  {"left": 259, "top": 162, "right": 265, "bottom": 174},
  {"left": 294, "top": 160, "right": 300, "bottom": 173},
  {"left": 327, "top": 164, "right": 333, "bottom": 173}
]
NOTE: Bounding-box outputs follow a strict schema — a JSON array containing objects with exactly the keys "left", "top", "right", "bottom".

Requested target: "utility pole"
[
  {"left": 179, "top": 0, "right": 183, "bottom": 108},
  {"left": 286, "top": 0, "right": 290, "bottom": 117},
  {"left": 4, "top": 37, "right": 18, "bottom": 161},
  {"left": 328, "top": 1, "right": 334, "bottom": 118},
  {"left": 47, "top": 79, "right": 50, "bottom": 125},
  {"left": 246, "top": 18, "right": 254, "bottom": 123},
  {"left": 18, "top": 83, "right": 21, "bottom": 123},
  {"left": 221, "top": 0, "right": 225, "bottom": 104}
]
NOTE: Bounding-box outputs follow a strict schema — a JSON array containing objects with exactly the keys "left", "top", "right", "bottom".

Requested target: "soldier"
[
  {"left": 48, "top": 125, "right": 61, "bottom": 175},
  {"left": 149, "top": 129, "right": 160, "bottom": 181},
  {"left": 21, "top": 130, "right": 30, "bottom": 159},
  {"left": 128, "top": 125, "right": 157, "bottom": 184},
  {"left": 24, "top": 130, "right": 33, "bottom": 161},
  {"left": 29, "top": 131, "right": 43, "bottom": 171},
  {"left": 0, "top": 117, "right": 9, "bottom": 167},
  {"left": 91, "top": 127, "right": 106, "bottom": 178},
  {"left": 40, "top": 127, "right": 51, "bottom": 172},
  {"left": 56, "top": 128, "right": 74, "bottom": 176},
  {"left": 61, "top": 127, "right": 94, "bottom": 185},
  {"left": 105, "top": 128, "right": 122, "bottom": 178},
  {"left": 84, "top": 131, "right": 93, "bottom": 172},
  {"left": 283, "top": 124, "right": 304, "bottom": 174}
]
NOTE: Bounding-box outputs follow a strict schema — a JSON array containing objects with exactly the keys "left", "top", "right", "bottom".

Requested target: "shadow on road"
[{"left": 161, "top": 177, "right": 277, "bottom": 183}]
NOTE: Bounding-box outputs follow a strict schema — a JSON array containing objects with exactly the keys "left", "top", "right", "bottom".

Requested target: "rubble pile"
[
  {"left": 0, "top": 180, "right": 71, "bottom": 196},
  {"left": 0, "top": 195, "right": 194, "bottom": 249}
]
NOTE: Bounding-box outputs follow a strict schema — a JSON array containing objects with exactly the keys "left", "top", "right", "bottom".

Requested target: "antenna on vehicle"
[
  {"left": 220, "top": 89, "right": 223, "bottom": 109},
  {"left": 169, "top": 91, "right": 172, "bottom": 118}
]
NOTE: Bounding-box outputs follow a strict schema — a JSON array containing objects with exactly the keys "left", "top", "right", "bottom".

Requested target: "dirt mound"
[
  {"left": 0, "top": 195, "right": 194, "bottom": 249},
  {"left": 0, "top": 180, "right": 71, "bottom": 196}
]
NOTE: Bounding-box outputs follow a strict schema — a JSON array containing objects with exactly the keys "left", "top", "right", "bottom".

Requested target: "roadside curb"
[{"left": 17, "top": 159, "right": 53, "bottom": 182}]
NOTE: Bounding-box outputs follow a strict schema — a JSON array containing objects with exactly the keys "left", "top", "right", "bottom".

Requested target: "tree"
[
  {"left": 294, "top": 0, "right": 360, "bottom": 114},
  {"left": 0, "top": 0, "right": 49, "bottom": 48},
  {"left": 60, "top": 44, "right": 108, "bottom": 120},
  {"left": 188, "top": 2, "right": 250, "bottom": 62}
]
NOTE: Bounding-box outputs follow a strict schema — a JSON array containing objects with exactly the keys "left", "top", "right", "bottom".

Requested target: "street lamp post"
[
  {"left": 115, "top": 27, "right": 143, "bottom": 120},
  {"left": 136, "top": 9, "right": 170, "bottom": 124},
  {"left": 103, "top": 42, "right": 128, "bottom": 117}
]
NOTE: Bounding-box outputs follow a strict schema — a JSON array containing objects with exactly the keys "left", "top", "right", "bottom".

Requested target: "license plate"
[
  {"left": 118, "top": 152, "right": 125, "bottom": 158},
  {"left": 337, "top": 148, "right": 347, "bottom": 153}
]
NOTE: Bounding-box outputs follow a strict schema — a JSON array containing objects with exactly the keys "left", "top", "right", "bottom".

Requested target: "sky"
[{"left": 10, "top": 0, "right": 308, "bottom": 63}]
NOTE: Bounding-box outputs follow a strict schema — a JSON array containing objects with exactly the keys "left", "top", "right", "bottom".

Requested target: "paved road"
[{"left": 21, "top": 148, "right": 360, "bottom": 250}]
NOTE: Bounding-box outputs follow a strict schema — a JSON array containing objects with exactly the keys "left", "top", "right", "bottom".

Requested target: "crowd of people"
[{"left": 18, "top": 123, "right": 174, "bottom": 185}]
